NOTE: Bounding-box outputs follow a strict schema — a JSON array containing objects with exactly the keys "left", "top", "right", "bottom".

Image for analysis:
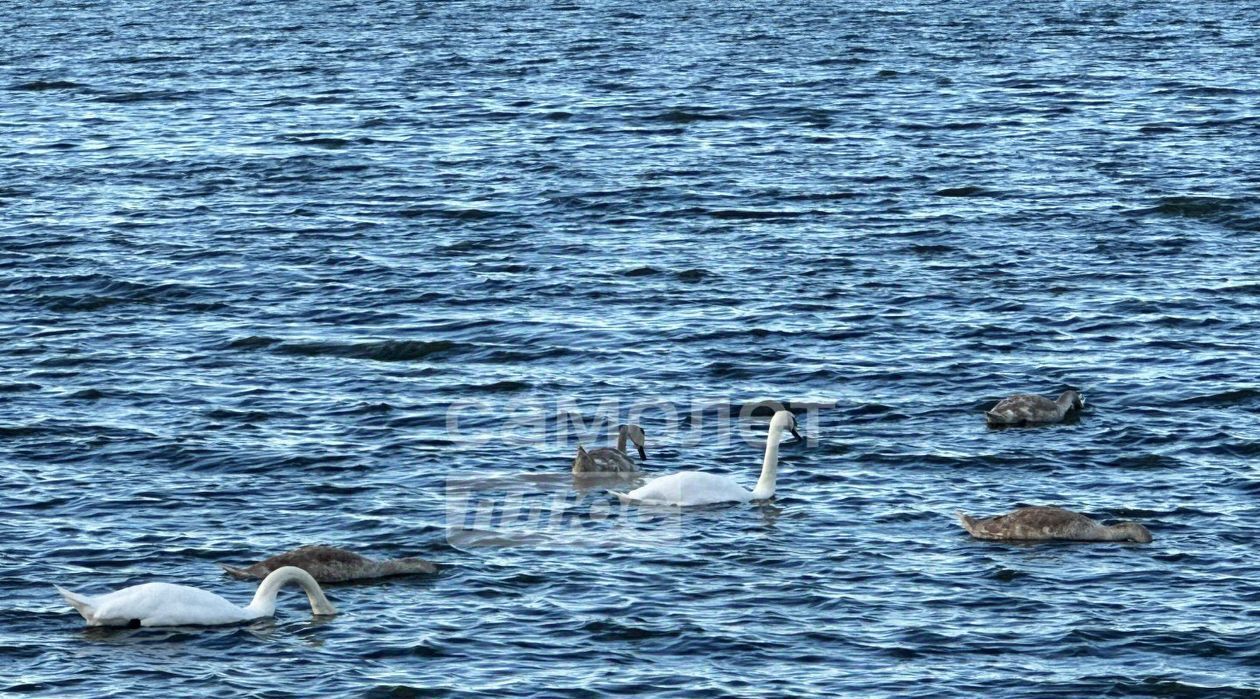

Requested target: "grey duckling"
[
  {"left": 221, "top": 545, "right": 439, "bottom": 583},
  {"left": 985, "top": 389, "right": 1084, "bottom": 426},
  {"left": 573, "top": 424, "right": 646, "bottom": 474},
  {"left": 957, "top": 506, "right": 1152, "bottom": 543}
]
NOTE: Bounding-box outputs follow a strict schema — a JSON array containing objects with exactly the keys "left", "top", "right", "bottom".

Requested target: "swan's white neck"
[
  {"left": 244, "top": 566, "right": 337, "bottom": 618},
  {"left": 750, "top": 421, "right": 787, "bottom": 500}
]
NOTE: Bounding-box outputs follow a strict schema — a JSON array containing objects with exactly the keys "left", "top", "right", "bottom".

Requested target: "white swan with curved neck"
[
  {"left": 614, "top": 410, "right": 801, "bottom": 506},
  {"left": 56, "top": 565, "right": 337, "bottom": 627}
]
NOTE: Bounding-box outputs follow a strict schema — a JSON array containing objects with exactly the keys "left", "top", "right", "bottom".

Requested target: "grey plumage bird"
[
  {"left": 957, "top": 506, "right": 1152, "bottom": 543},
  {"left": 573, "top": 424, "right": 647, "bottom": 474},
  {"left": 221, "top": 545, "right": 439, "bottom": 583},
  {"left": 985, "top": 390, "right": 1084, "bottom": 426}
]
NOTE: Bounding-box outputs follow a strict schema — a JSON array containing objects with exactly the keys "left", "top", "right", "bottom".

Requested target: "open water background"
[{"left": 2, "top": 0, "right": 1259, "bottom": 696}]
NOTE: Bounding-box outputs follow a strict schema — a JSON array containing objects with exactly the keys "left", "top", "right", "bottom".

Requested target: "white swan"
[
  {"left": 614, "top": 410, "right": 801, "bottom": 506},
  {"left": 56, "top": 565, "right": 337, "bottom": 627}
]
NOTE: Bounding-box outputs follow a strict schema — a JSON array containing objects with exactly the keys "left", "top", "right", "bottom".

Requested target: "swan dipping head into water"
[
  {"left": 56, "top": 565, "right": 337, "bottom": 627},
  {"left": 985, "top": 389, "right": 1084, "bottom": 426},
  {"left": 573, "top": 424, "right": 646, "bottom": 474},
  {"left": 613, "top": 410, "right": 801, "bottom": 506},
  {"left": 957, "top": 506, "right": 1152, "bottom": 543}
]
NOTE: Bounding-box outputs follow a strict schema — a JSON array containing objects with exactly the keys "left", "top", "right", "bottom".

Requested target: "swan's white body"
[
  {"left": 615, "top": 410, "right": 799, "bottom": 506},
  {"left": 56, "top": 565, "right": 337, "bottom": 627}
]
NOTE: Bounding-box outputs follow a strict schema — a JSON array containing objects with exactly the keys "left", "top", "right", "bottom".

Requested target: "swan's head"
[
  {"left": 1059, "top": 389, "right": 1084, "bottom": 410},
  {"left": 620, "top": 424, "right": 647, "bottom": 460},
  {"left": 1113, "top": 521, "right": 1153, "bottom": 543},
  {"left": 573, "top": 445, "right": 593, "bottom": 473},
  {"left": 770, "top": 410, "right": 802, "bottom": 442}
]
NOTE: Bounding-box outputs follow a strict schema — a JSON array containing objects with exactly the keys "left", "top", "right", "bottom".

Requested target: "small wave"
[
  {"left": 470, "top": 380, "right": 531, "bottom": 392},
  {"left": 908, "top": 244, "right": 957, "bottom": 254},
  {"left": 675, "top": 268, "right": 713, "bottom": 282},
  {"left": 0, "top": 425, "right": 52, "bottom": 438},
  {"left": 274, "top": 339, "right": 460, "bottom": 362},
  {"left": 1105, "top": 454, "right": 1182, "bottom": 469},
  {"left": 581, "top": 618, "right": 678, "bottom": 641},
  {"left": 204, "top": 408, "right": 273, "bottom": 422},
  {"left": 90, "top": 90, "right": 192, "bottom": 104},
  {"left": 933, "top": 185, "right": 990, "bottom": 197},
  {"left": 1143, "top": 195, "right": 1245, "bottom": 219},
  {"left": 707, "top": 209, "right": 811, "bottom": 220},
  {"left": 902, "top": 121, "right": 1012, "bottom": 131},
  {"left": 844, "top": 403, "right": 908, "bottom": 422},
  {"left": 650, "top": 109, "right": 733, "bottom": 124},
  {"left": 396, "top": 206, "right": 507, "bottom": 221},
  {"left": 1177, "top": 388, "right": 1260, "bottom": 407},
  {"left": 224, "top": 335, "right": 280, "bottom": 350},
  {"left": 282, "top": 136, "right": 351, "bottom": 149},
  {"left": 8, "top": 80, "right": 85, "bottom": 91},
  {"left": 329, "top": 402, "right": 394, "bottom": 415},
  {"left": 780, "top": 191, "right": 860, "bottom": 202},
  {"left": 67, "top": 388, "right": 105, "bottom": 400}
]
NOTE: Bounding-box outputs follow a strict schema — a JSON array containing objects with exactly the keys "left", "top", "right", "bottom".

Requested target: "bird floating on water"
[
  {"left": 957, "top": 506, "right": 1152, "bottom": 543},
  {"left": 985, "top": 389, "right": 1084, "bottom": 426},
  {"left": 613, "top": 410, "right": 800, "bottom": 506},
  {"left": 56, "top": 565, "right": 337, "bottom": 627},
  {"left": 221, "top": 545, "right": 438, "bottom": 583},
  {"left": 573, "top": 423, "right": 647, "bottom": 474}
]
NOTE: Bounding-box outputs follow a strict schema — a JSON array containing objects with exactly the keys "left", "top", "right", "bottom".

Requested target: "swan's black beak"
[
  {"left": 637, "top": 445, "right": 647, "bottom": 460},
  {"left": 789, "top": 427, "right": 803, "bottom": 443}
]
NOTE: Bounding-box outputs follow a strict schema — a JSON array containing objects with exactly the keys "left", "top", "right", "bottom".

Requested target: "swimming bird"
[
  {"left": 985, "top": 389, "right": 1084, "bottom": 426},
  {"left": 613, "top": 410, "right": 800, "bottom": 506},
  {"left": 573, "top": 424, "right": 647, "bottom": 474},
  {"left": 56, "top": 565, "right": 337, "bottom": 627},
  {"left": 957, "top": 506, "right": 1152, "bottom": 543},
  {"left": 220, "top": 545, "right": 438, "bottom": 583}
]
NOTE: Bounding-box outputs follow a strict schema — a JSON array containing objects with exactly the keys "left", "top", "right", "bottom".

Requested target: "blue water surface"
[{"left": 2, "top": 1, "right": 1259, "bottom": 696}]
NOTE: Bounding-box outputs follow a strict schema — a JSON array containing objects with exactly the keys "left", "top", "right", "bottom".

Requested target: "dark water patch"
[
  {"left": 223, "top": 336, "right": 280, "bottom": 351},
  {"left": 706, "top": 208, "right": 812, "bottom": 220},
  {"left": 66, "top": 388, "right": 105, "bottom": 400},
  {"left": 907, "top": 243, "right": 958, "bottom": 254},
  {"left": 8, "top": 79, "right": 85, "bottom": 91},
  {"left": 272, "top": 339, "right": 462, "bottom": 362},
  {"left": 1104, "top": 454, "right": 1183, "bottom": 469},
  {"left": 780, "top": 191, "right": 860, "bottom": 202},
  {"left": 1177, "top": 388, "right": 1260, "bottom": 407},
  {"left": 468, "top": 380, "right": 531, "bottom": 393},
  {"left": 89, "top": 90, "right": 196, "bottom": 104},
  {"left": 1142, "top": 195, "right": 1246, "bottom": 219},
  {"left": 675, "top": 268, "right": 712, "bottom": 282},
  {"left": 843, "top": 403, "right": 910, "bottom": 422},
  {"left": 328, "top": 401, "right": 395, "bottom": 415},
  {"left": 902, "top": 121, "right": 1012, "bottom": 131},
  {"left": 203, "top": 408, "right": 275, "bottom": 423},
  {"left": 396, "top": 206, "right": 509, "bottom": 221},
  {"left": 281, "top": 136, "right": 352, "bottom": 149},
  {"left": 650, "top": 108, "right": 733, "bottom": 124}
]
